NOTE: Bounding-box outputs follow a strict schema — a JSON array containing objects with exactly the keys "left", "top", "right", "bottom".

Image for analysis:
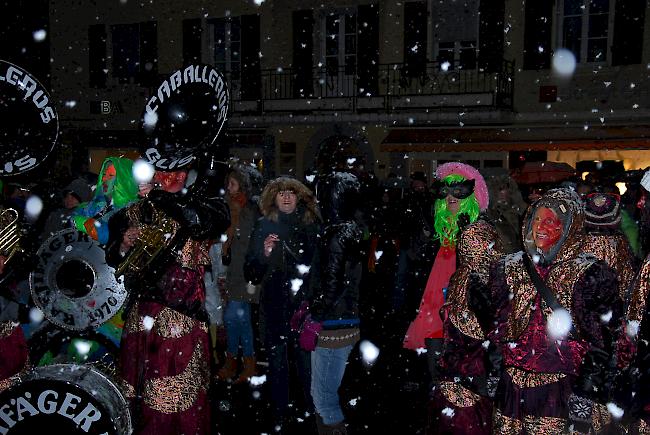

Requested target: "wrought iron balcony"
[{"left": 227, "top": 59, "right": 514, "bottom": 114}]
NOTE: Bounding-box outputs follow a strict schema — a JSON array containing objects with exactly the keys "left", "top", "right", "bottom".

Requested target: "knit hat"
[
  {"left": 63, "top": 178, "right": 93, "bottom": 203},
  {"left": 584, "top": 192, "right": 621, "bottom": 229}
]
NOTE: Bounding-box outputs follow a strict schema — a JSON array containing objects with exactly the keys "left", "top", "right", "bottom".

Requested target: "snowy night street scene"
[{"left": 1, "top": 0, "right": 650, "bottom": 434}]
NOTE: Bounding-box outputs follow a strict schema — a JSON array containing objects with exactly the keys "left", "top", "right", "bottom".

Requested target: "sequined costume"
[
  {"left": 426, "top": 220, "right": 503, "bottom": 435},
  {"left": 583, "top": 232, "right": 636, "bottom": 300},
  {"left": 621, "top": 255, "right": 650, "bottom": 433},
  {"left": 107, "top": 182, "right": 230, "bottom": 435},
  {"left": 0, "top": 321, "right": 29, "bottom": 393},
  {"left": 480, "top": 188, "right": 622, "bottom": 434}
]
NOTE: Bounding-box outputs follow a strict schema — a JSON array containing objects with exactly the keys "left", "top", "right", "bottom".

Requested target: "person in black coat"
[
  {"left": 243, "top": 176, "right": 321, "bottom": 431},
  {"left": 298, "top": 171, "right": 364, "bottom": 435}
]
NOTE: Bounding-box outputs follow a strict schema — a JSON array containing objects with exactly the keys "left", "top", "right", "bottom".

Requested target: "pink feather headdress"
[{"left": 435, "top": 162, "right": 489, "bottom": 211}]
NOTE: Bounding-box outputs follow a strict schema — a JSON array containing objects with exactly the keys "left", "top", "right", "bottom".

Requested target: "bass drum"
[
  {"left": 0, "top": 364, "right": 132, "bottom": 434},
  {"left": 29, "top": 229, "right": 128, "bottom": 331}
]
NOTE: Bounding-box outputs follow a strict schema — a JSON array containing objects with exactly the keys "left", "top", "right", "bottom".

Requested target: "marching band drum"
[
  {"left": 1, "top": 61, "right": 231, "bottom": 434},
  {"left": 0, "top": 61, "right": 133, "bottom": 434}
]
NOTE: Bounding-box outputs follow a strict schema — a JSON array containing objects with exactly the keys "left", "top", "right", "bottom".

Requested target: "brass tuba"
[
  {"left": 115, "top": 200, "right": 180, "bottom": 277},
  {"left": 0, "top": 207, "right": 22, "bottom": 264}
]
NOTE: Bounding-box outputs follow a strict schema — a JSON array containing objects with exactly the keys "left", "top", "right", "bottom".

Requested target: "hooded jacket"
[
  {"left": 308, "top": 172, "right": 364, "bottom": 328},
  {"left": 244, "top": 177, "right": 320, "bottom": 338},
  {"left": 484, "top": 188, "right": 622, "bottom": 405}
]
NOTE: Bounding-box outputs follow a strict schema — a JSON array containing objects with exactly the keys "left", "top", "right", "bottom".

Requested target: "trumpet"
[
  {"left": 115, "top": 201, "right": 180, "bottom": 277},
  {"left": 0, "top": 207, "right": 22, "bottom": 264}
]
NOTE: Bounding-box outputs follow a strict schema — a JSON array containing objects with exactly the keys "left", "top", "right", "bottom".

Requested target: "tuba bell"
[{"left": 115, "top": 200, "right": 180, "bottom": 278}]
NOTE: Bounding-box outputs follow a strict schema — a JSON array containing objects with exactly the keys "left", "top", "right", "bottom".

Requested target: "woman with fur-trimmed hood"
[{"left": 244, "top": 176, "right": 320, "bottom": 431}]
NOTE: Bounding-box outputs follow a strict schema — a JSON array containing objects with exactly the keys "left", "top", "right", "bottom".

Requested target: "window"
[
  {"left": 210, "top": 17, "right": 241, "bottom": 80},
  {"left": 560, "top": 0, "right": 613, "bottom": 63},
  {"left": 322, "top": 11, "right": 357, "bottom": 76},
  {"left": 112, "top": 24, "right": 140, "bottom": 83},
  {"left": 436, "top": 41, "right": 477, "bottom": 70},
  {"left": 110, "top": 21, "right": 157, "bottom": 85},
  {"left": 430, "top": 0, "right": 479, "bottom": 70},
  {"left": 89, "top": 24, "right": 107, "bottom": 88}
]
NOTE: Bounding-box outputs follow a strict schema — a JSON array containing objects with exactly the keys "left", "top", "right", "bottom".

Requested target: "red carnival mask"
[
  {"left": 532, "top": 207, "right": 563, "bottom": 252},
  {"left": 155, "top": 170, "right": 188, "bottom": 193}
]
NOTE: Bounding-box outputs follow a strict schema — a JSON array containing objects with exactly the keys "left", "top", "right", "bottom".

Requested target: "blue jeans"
[
  {"left": 311, "top": 344, "right": 354, "bottom": 425},
  {"left": 224, "top": 300, "right": 254, "bottom": 357}
]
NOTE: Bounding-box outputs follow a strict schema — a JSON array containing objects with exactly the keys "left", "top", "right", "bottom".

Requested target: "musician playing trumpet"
[{"left": 105, "top": 162, "right": 230, "bottom": 435}]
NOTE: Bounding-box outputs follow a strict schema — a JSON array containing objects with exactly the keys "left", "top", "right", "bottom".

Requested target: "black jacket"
[
  {"left": 244, "top": 209, "right": 319, "bottom": 338},
  {"left": 308, "top": 221, "right": 363, "bottom": 329}
]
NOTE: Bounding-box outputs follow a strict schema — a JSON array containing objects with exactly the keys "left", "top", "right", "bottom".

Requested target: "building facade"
[{"left": 46, "top": 0, "right": 650, "bottom": 180}]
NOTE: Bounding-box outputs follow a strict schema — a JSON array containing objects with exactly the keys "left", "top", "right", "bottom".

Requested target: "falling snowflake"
[
  {"left": 33, "top": 30, "right": 47, "bottom": 42},
  {"left": 627, "top": 320, "right": 640, "bottom": 338},
  {"left": 25, "top": 195, "right": 43, "bottom": 220},
  {"left": 547, "top": 308, "right": 572, "bottom": 340},
  {"left": 29, "top": 308, "right": 44, "bottom": 324},
  {"left": 600, "top": 310, "right": 612, "bottom": 323},
  {"left": 132, "top": 159, "right": 155, "bottom": 184},
  {"left": 441, "top": 407, "right": 455, "bottom": 417},
  {"left": 360, "top": 340, "right": 380, "bottom": 365},
  {"left": 250, "top": 375, "right": 267, "bottom": 386},
  {"left": 291, "top": 278, "right": 304, "bottom": 293},
  {"left": 607, "top": 402, "right": 624, "bottom": 419},
  {"left": 296, "top": 264, "right": 311, "bottom": 275},
  {"left": 143, "top": 316, "right": 155, "bottom": 331},
  {"left": 74, "top": 340, "right": 92, "bottom": 355}
]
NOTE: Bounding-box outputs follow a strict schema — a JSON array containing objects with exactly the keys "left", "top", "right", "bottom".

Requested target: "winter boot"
[
  {"left": 217, "top": 352, "right": 237, "bottom": 381},
  {"left": 316, "top": 414, "right": 348, "bottom": 435},
  {"left": 234, "top": 356, "right": 257, "bottom": 384}
]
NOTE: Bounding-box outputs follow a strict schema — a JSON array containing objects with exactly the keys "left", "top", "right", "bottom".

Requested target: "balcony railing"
[{"left": 227, "top": 58, "right": 514, "bottom": 114}]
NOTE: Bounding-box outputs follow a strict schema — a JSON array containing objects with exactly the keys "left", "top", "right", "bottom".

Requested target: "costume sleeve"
[
  {"left": 469, "top": 260, "right": 508, "bottom": 337},
  {"left": 148, "top": 190, "right": 230, "bottom": 240},
  {"left": 243, "top": 219, "right": 269, "bottom": 285},
  {"left": 472, "top": 260, "right": 510, "bottom": 377},
  {"left": 572, "top": 262, "right": 623, "bottom": 402}
]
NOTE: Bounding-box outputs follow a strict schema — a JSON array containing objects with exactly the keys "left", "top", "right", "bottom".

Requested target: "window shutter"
[
  {"left": 478, "top": 0, "right": 505, "bottom": 71},
  {"left": 523, "top": 0, "right": 553, "bottom": 70},
  {"left": 612, "top": 0, "right": 646, "bottom": 65},
  {"left": 89, "top": 24, "right": 107, "bottom": 88},
  {"left": 357, "top": 3, "right": 379, "bottom": 95},
  {"left": 404, "top": 1, "right": 428, "bottom": 76},
  {"left": 139, "top": 21, "right": 158, "bottom": 86},
  {"left": 241, "top": 14, "right": 261, "bottom": 100},
  {"left": 183, "top": 18, "right": 202, "bottom": 66},
  {"left": 292, "top": 10, "right": 314, "bottom": 97}
]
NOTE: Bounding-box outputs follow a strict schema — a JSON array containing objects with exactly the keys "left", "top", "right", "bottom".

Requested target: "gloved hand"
[
  {"left": 567, "top": 394, "right": 593, "bottom": 433},
  {"left": 290, "top": 301, "right": 310, "bottom": 332},
  {"left": 298, "top": 315, "right": 322, "bottom": 352}
]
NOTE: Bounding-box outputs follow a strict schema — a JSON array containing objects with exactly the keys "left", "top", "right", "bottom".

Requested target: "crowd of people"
[{"left": 3, "top": 153, "right": 650, "bottom": 435}]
